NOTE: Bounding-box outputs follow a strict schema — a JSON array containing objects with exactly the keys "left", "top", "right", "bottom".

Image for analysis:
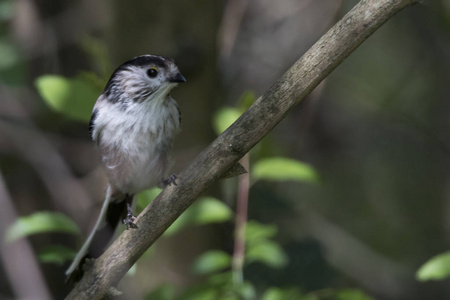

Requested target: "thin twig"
[
  {"left": 218, "top": 0, "right": 249, "bottom": 61},
  {"left": 232, "top": 154, "right": 250, "bottom": 286}
]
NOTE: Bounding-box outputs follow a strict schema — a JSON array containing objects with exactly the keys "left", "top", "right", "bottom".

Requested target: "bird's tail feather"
[{"left": 65, "top": 186, "right": 126, "bottom": 281}]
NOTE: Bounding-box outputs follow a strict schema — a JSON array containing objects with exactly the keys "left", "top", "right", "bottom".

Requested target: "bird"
[{"left": 66, "top": 54, "right": 186, "bottom": 281}]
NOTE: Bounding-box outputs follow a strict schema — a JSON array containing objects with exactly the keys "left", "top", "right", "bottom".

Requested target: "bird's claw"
[
  {"left": 123, "top": 202, "right": 138, "bottom": 230},
  {"left": 123, "top": 216, "right": 138, "bottom": 230},
  {"left": 163, "top": 174, "right": 178, "bottom": 186}
]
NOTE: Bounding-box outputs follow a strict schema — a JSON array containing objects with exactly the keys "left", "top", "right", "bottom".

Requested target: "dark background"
[{"left": 1, "top": 0, "right": 449, "bottom": 299}]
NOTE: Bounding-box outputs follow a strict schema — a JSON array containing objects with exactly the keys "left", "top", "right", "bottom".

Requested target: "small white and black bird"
[{"left": 66, "top": 55, "right": 185, "bottom": 280}]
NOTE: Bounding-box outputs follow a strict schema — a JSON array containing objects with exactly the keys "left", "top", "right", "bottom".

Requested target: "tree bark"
[{"left": 66, "top": 0, "right": 420, "bottom": 298}]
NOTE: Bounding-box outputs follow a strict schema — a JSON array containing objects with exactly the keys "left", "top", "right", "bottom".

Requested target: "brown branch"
[{"left": 66, "top": 0, "right": 420, "bottom": 298}]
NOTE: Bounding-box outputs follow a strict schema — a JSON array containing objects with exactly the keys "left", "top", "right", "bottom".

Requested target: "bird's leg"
[
  {"left": 123, "top": 194, "right": 138, "bottom": 230},
  {"left": 163, "top": 174, "right": 178, "bottom": 186}
]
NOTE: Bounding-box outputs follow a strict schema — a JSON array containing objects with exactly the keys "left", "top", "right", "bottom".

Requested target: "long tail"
[{"left": 65, "top": 186, "right": 127, "bottom": 281}]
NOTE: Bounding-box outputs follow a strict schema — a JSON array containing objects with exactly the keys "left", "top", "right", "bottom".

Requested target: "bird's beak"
[{"left": 168, "top": 72, "right": 186, "bottom": 83}]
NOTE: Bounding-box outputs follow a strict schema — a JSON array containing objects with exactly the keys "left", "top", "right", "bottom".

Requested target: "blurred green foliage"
[
  {"left": 193, "top": 250, "right": 232, "bottom": 275},
  {"left": 137, "top": 187, "right": 164, "bottom": 209},
  {"left": 164, "top": 196, "right": 233, "bottom": 237},
  {"left": 145, "top": 284, "right": 176, "bottom": 300},
  {"left": 38, "top": 245, "right": 77, "bottom": 265},
  {"left": 252, "top": 158, "right": 319, "bottom": 184},
  {"left": 416, "top": 251, "right": 450, "bottom": 281},
  {"left": 5, "top": 211, "right": 80, "bottom": 243},
  {"left": 0, "top": 38, "right": 20, "bottom": 69},
  {"left": 0, "top": 38, "right": 25, "bottom": 85},
  {"left": 212, "top": 91, "right": 256, "bottom": 135},
  {"left": 35, "top": 74, "right": 101, "bottom": 122},
  {"left": 336, "top": 289, "right": 375, "bottom": 300},
  {"left": 245, "top": 221, "right": 287, "bottom": 268},
  {"left": 138, "top": 188, "right": 233, "bottom": 237},
  {"left": 261, "top": 287, "right": 305, "bottom": 300},
  {"left": 213, "top": 107, "right": 243, "bottom": 135}
]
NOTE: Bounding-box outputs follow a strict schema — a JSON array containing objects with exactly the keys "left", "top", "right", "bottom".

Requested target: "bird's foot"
[
  {"left": 163, "top": 174, "right": 178, "bottom": 186},
  {"left": 123, "top": 202, "right": 138, "bottom": 230}
]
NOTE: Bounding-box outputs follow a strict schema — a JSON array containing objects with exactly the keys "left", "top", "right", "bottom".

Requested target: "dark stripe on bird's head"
[{"left": 123, "top": 55, "right": 168, "bottom": 69}]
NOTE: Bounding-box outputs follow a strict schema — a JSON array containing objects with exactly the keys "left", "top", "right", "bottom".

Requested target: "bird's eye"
[{"left": 147, "top": 67, "right": 159, "bottom": 78}]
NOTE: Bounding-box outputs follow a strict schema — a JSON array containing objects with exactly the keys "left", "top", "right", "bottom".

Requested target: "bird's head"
[{"left": 103, "top": 55, "right": 186, "bottom": 104}]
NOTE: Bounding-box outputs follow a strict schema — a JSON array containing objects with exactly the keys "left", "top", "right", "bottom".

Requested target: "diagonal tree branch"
[{"left": 66, "top": 0, "right": 420, "bottom": 298}]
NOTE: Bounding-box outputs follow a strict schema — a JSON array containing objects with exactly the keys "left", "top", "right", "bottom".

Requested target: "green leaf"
[
  {"left": 178, "top": 286, "right": 217, "bottom": 300},
  {"left": 145, "top": 284, "right": 176, "bottom": 300},
  {"left": 164, "top": 197, "right": 232, "bottom": 236},
  {"left": 0, "top": 38, "right": 25, "bottom": 86},
  {"left": 207, "top": 271, "right": 233, "bottom": 286},
  {"left": 189, "top": 197, "right": 233, "bottom": 225},
  {"left": 262, "top": 287, "right": 312, "bottom": 300},
  {"left": 262, "top": 288, "right": 303, "bottom": 300},
  {"left": 337, "top": 289, "right": 375, "bottom": 300},
  {"left": 213, "top": 107, "right": 242, "bottom": 135},
  {"left": 237, "top": 91, "right": 256, "bottom": 111},
  {"left": 252, "top": 157, "right": 319, "bottom": 183},
  {"left": 245, "top": 221, "right": 278, "bottom": 245},
  {"left": 38, "top": 245, "right": 76, "bottom": 265},
  {"left": 126, "top": 263, "right": 137, "bottom": 277},
  {"left": 246, "top": 240, "right": 288, "bottom": 268},
  {"left": 35, "top": 74, "right": 100, "bottom": 122},
  {"left": 137, "top": 187, "right": 162, "bottom": 210},
  {"left": 0, "top": 38, "right": 20, "bottom": 69},
  {"left": 262, "top": 288, "right": 284, "bottom": 300},
  {"left": 237, "top": 281, "right": 256, "bottom": 299},
  {"left": 5, "top": 211, "right": 80, "bottom": 242},
  {"left": 416, "top": 251, "right": 450, "bottom": 281},
  {"left": 192, "top": 250, "right": 232, "bottom": 274},
  {"left": 217, "top": 295, "right": 240, "bottom": 300}
]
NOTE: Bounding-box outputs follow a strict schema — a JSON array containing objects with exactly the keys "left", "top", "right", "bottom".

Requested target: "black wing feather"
[{"left": 89, "top": 108, "right": 98, "bottom": 140}]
